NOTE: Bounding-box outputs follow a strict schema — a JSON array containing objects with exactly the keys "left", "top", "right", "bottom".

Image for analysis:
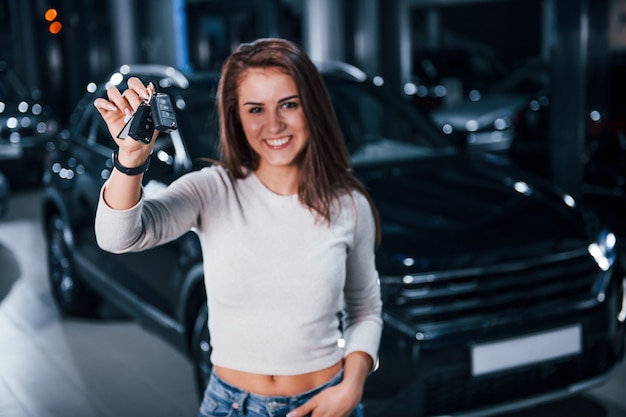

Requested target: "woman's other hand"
[{"left": 286, "top": 352, "right": 371, "bottom": 417}]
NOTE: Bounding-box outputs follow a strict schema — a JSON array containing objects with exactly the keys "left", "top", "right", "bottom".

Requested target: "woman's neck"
[{"left": 254, "top": 165, "right": 300, "bottom": 196}]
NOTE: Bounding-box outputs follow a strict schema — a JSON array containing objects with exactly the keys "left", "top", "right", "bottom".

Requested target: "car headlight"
[
  {"left": 588, "top": 229, "right": 617, "bottom": 272},
  {"left": 589, "top": 229, "right": 620, "bottom": 305}
]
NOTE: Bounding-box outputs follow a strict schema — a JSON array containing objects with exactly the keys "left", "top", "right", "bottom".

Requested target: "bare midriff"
[{"left": 213, "top": 359, "right": 343, "bottom": 396}]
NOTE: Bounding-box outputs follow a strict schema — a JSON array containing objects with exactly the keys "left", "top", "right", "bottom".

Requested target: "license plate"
[
  {"left": 471, "top": 324, "right": 581, "bottom": 376},
  {"left": 0, "top": 144, "right": 22, "bottom": 160}
]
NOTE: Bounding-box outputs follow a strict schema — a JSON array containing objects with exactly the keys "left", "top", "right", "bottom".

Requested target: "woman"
[{"left": 94, "top": 38, "right": 382, "bottom": 417}]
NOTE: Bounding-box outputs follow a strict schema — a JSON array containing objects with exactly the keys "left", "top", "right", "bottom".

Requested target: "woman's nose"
[{"left": 266, "top": 110, "right": 285, "bottom": 133}]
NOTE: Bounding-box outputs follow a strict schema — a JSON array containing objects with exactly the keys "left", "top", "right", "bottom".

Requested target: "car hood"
[
  {"left": 357, "top": 155, "right": 593, "bottom": 273},
  {"left": 430, "top": 93, "right": 528, "bottom": 130}
]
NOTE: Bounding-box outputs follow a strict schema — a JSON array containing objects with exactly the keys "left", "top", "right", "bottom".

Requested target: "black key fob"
[
  {"left": 152, "top": 93, "right": 178, "bottom": 133},
  {"left": 118, "top": 102, "right": 154, "bottom": 144}
]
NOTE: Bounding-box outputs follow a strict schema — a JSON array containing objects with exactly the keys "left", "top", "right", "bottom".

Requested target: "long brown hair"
[{"left": 217, "top": 38, "right": 380, "bottom": 245}]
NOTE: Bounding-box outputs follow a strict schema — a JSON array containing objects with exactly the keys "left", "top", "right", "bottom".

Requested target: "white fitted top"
[{"left": 95, "top": 165, "right": 382, "bottom": 375}]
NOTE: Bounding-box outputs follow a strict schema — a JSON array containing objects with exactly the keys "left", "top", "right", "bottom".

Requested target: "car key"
[
  {"left": 151, "top": 93, "right": 178, "bottom": 133},
  {"left": 117, "top": 101, "right": 154, "bottom": 144}
]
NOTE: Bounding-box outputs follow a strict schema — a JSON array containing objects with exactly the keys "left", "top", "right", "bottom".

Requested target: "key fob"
[
  {"left": 152, "top": 93, "right": 178, "bottom": 133},
  {"left": 118, "top": 102, "right": 154, "bottom": 144}
]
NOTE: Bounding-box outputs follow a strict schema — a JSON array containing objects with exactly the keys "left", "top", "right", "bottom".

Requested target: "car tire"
[
  {"left": 191, "top": 302, "right": 212, "bottom": 399},
  {"left": 46, "top": 213, "right": 101, "bottom": 317}
]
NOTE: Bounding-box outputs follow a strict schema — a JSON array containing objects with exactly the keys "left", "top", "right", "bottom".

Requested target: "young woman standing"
[{"left": 94, "top": 38, "right": 382, "bottom": 417}]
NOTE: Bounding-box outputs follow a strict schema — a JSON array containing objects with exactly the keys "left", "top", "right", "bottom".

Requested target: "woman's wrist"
[
  {"left": 115, "top": 147, "right": 150, "bottom": 166},
  {"left": 112, "top": 150, "right": 151, "bottom": 175}
]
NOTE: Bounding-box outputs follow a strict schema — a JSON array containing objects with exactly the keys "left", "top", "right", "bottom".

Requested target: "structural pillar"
[
  {"left": 353, "top": 0, "right": 381, "bottom": 76},
  {"left": 548, "top": 0, "right": 588, "bottom": 197},
  {"left": 303, "top": 0, "right": 345, "bottom": 62},
  {"left": 379, "top": 0, "right": 407, "bottom": 95},
  {"left": 109, "top": 0, "right": 139, "bottom": 66}
]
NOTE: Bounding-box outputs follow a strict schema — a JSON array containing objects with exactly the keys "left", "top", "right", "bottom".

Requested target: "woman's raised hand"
[{"left": 93, "top": 77, "right": 158, "bottom": 167}]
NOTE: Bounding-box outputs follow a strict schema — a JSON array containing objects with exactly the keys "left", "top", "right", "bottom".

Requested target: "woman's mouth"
[{"left": 264, "top": 136, "right": 292, "bottom": 149}]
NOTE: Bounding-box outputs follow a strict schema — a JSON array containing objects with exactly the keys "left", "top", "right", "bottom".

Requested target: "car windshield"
[{"left": 324, "top": 77, "right": 455, "bottom": 166}]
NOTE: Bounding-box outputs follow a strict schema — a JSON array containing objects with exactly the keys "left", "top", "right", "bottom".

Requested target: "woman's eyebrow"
[
  {"left": 242, "top": 94, "right": 299, "bottom": 106},
  {"left": 278, "top": 94, "right": 299, "bottom": 103}
]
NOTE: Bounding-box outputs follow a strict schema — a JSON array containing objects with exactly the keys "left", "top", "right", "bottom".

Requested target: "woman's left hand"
[
  {"left": 286, "top": 381, "right": 361, "bottom": 417},
  {"left": 287, "top": 351, "right": 372, "bottom": 417}
]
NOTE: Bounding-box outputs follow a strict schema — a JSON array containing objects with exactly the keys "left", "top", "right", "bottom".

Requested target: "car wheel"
[
  {"left": 46, "top": 213, "right": 101, "bottom": 317},
  {"left": 191, "top": 302, "right": 212, "bottom": 398}
]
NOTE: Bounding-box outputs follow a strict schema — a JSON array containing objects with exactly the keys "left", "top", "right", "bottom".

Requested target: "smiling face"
[{"left": 237, "top": 67, "right": 309, "bottom": 177}]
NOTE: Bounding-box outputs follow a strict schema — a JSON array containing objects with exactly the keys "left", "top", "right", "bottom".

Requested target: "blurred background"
[
  {"left": 2, "top": 0, "right": 626, "bottom": 211},
  {"left": 1, "top": 1, "right": 626, "bottom": 416}
]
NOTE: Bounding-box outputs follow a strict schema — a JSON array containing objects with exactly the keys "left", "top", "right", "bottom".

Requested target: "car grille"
[
  {"left": 383, "top": 247, "right": 599, "bottom": 336},
  {"left": 379, "top": 246, "right": 614, "bottom": 415}
]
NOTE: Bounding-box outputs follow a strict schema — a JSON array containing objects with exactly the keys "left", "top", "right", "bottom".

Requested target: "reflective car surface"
[
  {"left": 41, "top": 64, "right": 626, "bottom": 417},
  {"left": 0, "top": 61, "right": 60, "bottom": 187}
]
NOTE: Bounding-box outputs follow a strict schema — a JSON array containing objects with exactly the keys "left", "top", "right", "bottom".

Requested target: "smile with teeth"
[{"left": 265, "top": 136, "right": 292, "bottom": 148}]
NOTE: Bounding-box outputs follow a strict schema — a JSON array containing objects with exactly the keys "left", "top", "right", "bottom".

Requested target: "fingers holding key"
[
  {"left": 93, "top": 77, "right": 156, "bottom": 145},
  {"left": 110, "top": 77, "right": 152, "bottom": 119},
  {"left": 120, "top": 80, "right": 151, "bottom": 116},
  {"left": 127, "top": 77, "right": 154, "bottom": 103}
]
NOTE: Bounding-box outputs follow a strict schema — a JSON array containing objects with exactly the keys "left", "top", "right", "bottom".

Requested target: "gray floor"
[{"left": 0, "top": 189, "right": 625, "bottom": 417}]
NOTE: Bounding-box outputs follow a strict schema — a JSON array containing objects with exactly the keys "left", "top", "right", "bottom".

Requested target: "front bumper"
[{"left": 366, "top": 271, "right": 626, "bottom": 417}]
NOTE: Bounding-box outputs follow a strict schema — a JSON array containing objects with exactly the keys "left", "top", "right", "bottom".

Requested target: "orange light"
[
  {"left": 49, "top": 21, "right": 62, "bottom": 34},
  {"left": 44, "top": 8, "right": 58, "bottom": 22}
]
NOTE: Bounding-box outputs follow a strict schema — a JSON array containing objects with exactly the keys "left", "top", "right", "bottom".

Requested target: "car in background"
[
  {"left": 0, "top": 61, "right": 61, "bottom": 188},
  {"left": 421, "top": 58, "right": 550, "bottom": 157},
  {"left": 423, "top": 55, "right": 617, "bottom": 185},
  {"left": 0, "top": 171, "right": 9, "bottom": 218},
  {"left": 428, "top": 91, "right": 529, "bottom": 155},
  {"left": 406, "top": 47, "right": 510, "bottom": 113},
  {"left": 41, "top": 63, "right": 625, "bottom": 417}
]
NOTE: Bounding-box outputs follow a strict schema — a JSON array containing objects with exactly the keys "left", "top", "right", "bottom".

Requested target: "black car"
[
  {"left": 407, "top": 47, "right": 510, "bottom": 113},
  {"left": 41, "top": 64, "right": 626, "bottom": 417},
  {"left": 0, "top": 61, "right": 60, "bottom": 188},
  {"left": 415, "top": 56, "right": 550, "bottom": 157}
]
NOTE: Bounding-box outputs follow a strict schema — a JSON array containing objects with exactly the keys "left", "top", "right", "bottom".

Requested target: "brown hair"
[{"left": 217, "top": 38, "right": 380, "bottom": 244}]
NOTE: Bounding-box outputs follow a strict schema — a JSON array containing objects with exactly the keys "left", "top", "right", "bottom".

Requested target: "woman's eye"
[
  {"left": 282, "top": 101, "right": 299, "bottom": 109},
  {"left": 249, "top": 107, "right": 262, "bottom": 114}
]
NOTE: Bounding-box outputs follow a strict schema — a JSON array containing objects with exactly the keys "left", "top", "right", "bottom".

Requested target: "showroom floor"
[{"left": 0, "top": 189, "right": 625, "bottom": 417}]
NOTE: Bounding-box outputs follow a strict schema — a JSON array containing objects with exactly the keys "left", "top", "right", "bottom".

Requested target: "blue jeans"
[{"left": 198, "top": 368, "right": 364, "bottom": 417}]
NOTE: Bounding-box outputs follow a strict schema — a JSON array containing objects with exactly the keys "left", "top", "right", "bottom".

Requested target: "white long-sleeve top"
[{"left": 95, "top": 165, "right": 383, "bottom": 375}]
